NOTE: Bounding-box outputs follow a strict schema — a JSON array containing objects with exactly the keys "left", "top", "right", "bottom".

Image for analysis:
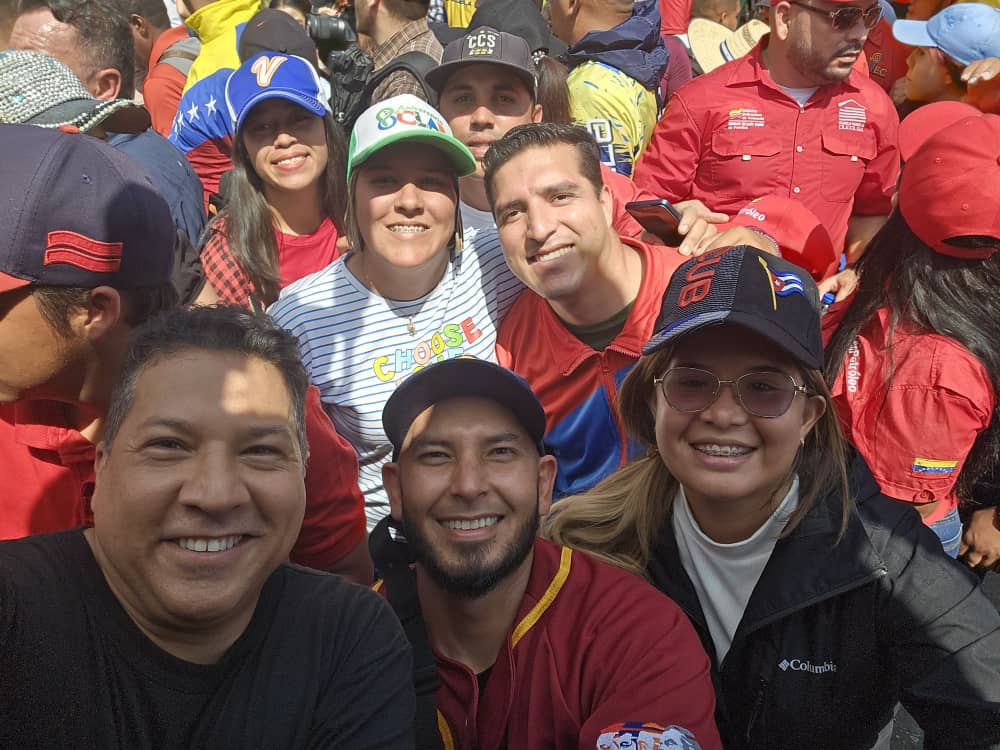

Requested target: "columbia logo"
[{"left": 778, "top": 658, "right": 837, "bottom": 674}]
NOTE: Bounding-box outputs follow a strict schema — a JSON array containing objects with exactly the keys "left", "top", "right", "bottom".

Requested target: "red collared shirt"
[
  {"left": 633, "top": 37, "right": 900, "bottom": 250},
  {"left": 827, "top": 306, "right": 994, "bottom": 523},
  {"left": 144, "top": 25, "right": 194, "bottom": 138},
  {"left": 863, "top": 19, "right": 911, "bottom": 94},
  {"left": 0, "top": 388, "right": 366, "bottom": 571}
]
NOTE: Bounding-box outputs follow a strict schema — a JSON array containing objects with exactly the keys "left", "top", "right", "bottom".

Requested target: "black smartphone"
[{"left": 625, "top": 199, "right": 684, "bottom": 245}]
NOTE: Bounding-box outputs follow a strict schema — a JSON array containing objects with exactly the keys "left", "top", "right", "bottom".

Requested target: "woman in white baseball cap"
[{"left": 268, "top": 94, "right": 523, "bottom": 530}]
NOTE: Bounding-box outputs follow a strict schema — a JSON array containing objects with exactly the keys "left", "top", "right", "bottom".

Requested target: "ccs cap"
[
  {"left": 726, "top": 196, "right": 838, "bottom": 281},
  {"left": 0, "top": 49, "right": 150, "bottom": 134},
  {"left": 892, "top": 3, "right": 1000, "bottom": 66},
  {"left": 434, "top": 0, "right": 567, "bottom": 57},
  {"left": 382, "top": 358, "right": 547, "bottom": 460},
  {"left": 644, "top": 245, "right": 823, "bottom": 371},
  {"left": 427, "top": 27, "right": 537, "bottom": 96},
  {"left": 0, "top": 124, "right": 175, "bottom": 293},
  {"left": 899, "top": 113, "right": 1000, "bottom": 259},
  {"left": 348, "top": 94, "right": 476, "bottom": 178},
  {"left": 226, "top": 52, "right": 330, "bottom": 132},
  {"left": 238, "top": 8, "right": 319, "bottom": 65}
]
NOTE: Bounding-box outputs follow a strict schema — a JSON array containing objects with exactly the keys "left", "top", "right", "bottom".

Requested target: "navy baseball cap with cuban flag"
[
  {"left": 0, "top": 125, "right": 175, "bottom": 293},
  {"left": 225, "top": 52, "right": 331, "bottom": 133},
  {"left": 644, "top": 246, "right": 824, "bottom": 371}
]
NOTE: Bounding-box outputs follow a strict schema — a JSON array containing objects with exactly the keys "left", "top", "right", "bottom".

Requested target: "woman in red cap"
[{"left": 825, "top": 112, "right": 1000, "bottom": 565}]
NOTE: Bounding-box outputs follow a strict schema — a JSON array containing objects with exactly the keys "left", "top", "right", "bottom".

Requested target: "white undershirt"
[
  {"left": 672, "top": 477, "right": 800, "bottom": 665},
  {"left": 776, "top": 85, "right": 819, "bottom": 107},
  {"left": 460, "top": 201, "right": 497, "bottom": 241}
]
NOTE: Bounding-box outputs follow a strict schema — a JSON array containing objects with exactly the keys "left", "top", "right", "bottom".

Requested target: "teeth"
[
  {"left": 389, "top": 225, "right": 427, "bottom": 233},
  {"left": 694, "top": 444, "right": 752, "bottom": 457},
  {"left": 176, "top": 535, "right": 242, "bottom": 553},
  {"left": 277, "top": 155, "right": 305, "bottom": 166},
  {"left": 532, "top": 246, "right": 573, "bottom": 264},
  {"left": 442, "top": 517, "right": 500, "bottom": 531}
]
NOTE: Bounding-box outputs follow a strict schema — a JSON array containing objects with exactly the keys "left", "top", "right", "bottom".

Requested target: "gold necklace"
[{"left": 358, "top": 255, "right": 417, "bottom": 337}]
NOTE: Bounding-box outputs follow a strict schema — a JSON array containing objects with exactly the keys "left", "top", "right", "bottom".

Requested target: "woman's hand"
[
  {"left": 817, "top": 268, "right": 858, "bottom": 302},
  {"left": 959, "top": 507, "right": 1000, "bottom": 571},
  {"left": 962, "top": 57, "right": 1000, "bottom": 85},
  {"left": 673, "top": 200, "right": 729, "bottom": 255}
]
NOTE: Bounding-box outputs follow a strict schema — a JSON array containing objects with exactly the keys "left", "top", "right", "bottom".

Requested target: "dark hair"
[
  {"left": 19, "top": 0, "right": 136, "bottom": 98},
  {"left": 103, "top": 305, "right": 311, "bottom": 462},
  {"left": 535, "top": 54, "right": 571, "bottom": 125},
  {"left": 825, "top": 210, "right": 1000, "bottom": 500},
  {"left": 268, "top": 0, "right": 311, "bottom": 14},
  {"left": 220, "top": 112, "right": 348, "bottom": 306},
  {"left": 32, "top": 283, "right": 179, "bottom": 337},
  {"left": 126, "top": 0, "right": 169, "bottom": 28},
  {"left": 483, "top": 122, "right": 604, "bottom": 208},
  {"left": 691, "top": 0, "right": 739, "bottom": 19}
]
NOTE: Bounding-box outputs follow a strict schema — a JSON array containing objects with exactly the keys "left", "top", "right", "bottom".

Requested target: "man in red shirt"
[
  {"left": 376, "top": 357, "right": 723, "bottom": 749},
  {"left": 0, "top": 125, "right": 370, "bottom": 582},
  {"left": 128, "top": 0, "right": 201, "bottom": 137},
  {"left": 633, "top": 0, "right": 900, "bottom": 261}
]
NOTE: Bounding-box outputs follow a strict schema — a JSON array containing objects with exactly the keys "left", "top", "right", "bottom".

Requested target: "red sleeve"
[
  {"left": 632, "top": 91, "right": 701, "bottom": 202},
  {"left": 851, "top": 90, "right": 900, "bottom": 217},
  {"left": 660, "top": 0, "right": 693, "bottom": 35},
  {"left": 854, "top": 352, "right": 993, "bottom": 506},
  {"left": 142, "top": 68, "right": 187, "bottom": 139},
  {"left": 602, "top": 164, "right": 655, "bottom": 239},
  {"left": 291, "top": 385, "right": 367, "bottom": 571}
]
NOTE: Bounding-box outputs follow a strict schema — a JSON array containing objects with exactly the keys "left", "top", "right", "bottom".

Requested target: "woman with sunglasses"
[
  {"left": 199, "top": 52, "right": 347, "bottom": 310},
  {"left": 547, "top": 245, "right": 1000, "bottom": 749},
  {"left": 268, "top": 95, "right": 522, "bottom": 529}
]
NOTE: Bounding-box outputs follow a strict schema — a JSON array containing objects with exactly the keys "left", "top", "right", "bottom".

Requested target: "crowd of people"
[{"left": 1, "top": 0, "right": 1000, "bottom": 746}]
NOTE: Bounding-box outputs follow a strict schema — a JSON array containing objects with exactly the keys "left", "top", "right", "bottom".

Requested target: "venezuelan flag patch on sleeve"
[{"left": 911, "top": 458, "right": 958, "bottom": 475}]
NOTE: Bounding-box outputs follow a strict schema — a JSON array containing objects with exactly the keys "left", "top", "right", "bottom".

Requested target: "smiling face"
[
  {"left": 239, "top": 98, "right": 328, "bottom": 201},
  {"left": 383, "top": 396, "right": 556, "bottom": 599},
  {"left": 490, "top": 142, "right": 614, "bottom": 305},
  {"left": 353, "top": 141, "right": 459, "bottom": 270},
  {"left": 87, "top": 350, "right": 306, "bottom": 658},
  {"left": 436, "top": 64, "right": 542, "bottom": 179},
  {"left": 652, "top": 325, "right": 825, "bottom": 524}
]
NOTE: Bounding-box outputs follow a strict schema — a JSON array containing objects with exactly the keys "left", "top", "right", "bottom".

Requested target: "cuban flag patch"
[
  {"left": 758, "top": 257, "right": 805, "bottom": 309},
  {"left": 912, "top": 458, "right": 958, "bottom": 475}
]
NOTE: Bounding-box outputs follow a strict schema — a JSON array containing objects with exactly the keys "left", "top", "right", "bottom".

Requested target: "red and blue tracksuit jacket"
[{"left": 497, "top": 239, "right": 685, "bottom": 498}]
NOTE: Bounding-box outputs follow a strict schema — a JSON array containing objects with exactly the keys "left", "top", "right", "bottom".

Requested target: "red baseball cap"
[
  {"left": 898, "top": 101, "right": 980, "bottom": 161},
  {"left": 725, "top": 196, "right": 839, "bottom": 280},
  {"left": 899, "top": 113, "right": 1000, "bottom": 259}
]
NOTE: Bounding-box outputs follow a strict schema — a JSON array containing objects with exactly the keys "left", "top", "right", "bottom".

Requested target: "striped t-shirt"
[{"left": 269, "top": 228, "right": 523, "bottom": 530}]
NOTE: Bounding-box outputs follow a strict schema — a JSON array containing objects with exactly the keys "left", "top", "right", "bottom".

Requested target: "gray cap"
[
  {"left": 0, "top": 49, "right": 151, "bottom": 134},
  {"left": 426, "top": 27, "right": 537, "bottom": 95}
]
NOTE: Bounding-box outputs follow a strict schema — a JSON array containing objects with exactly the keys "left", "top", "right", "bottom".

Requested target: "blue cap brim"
[
  {"left": 233, "top": 89, "right": 328, "bottom": 132},
  {"left": 892, "top": 19, "right": 935, "bottom": 48}
]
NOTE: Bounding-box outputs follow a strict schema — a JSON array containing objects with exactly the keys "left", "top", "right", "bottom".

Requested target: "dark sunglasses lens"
[
  {"left": 737, "top": 372, "right": 796, "bottom": 417},
  {"left": 833, "top": 4, "right": 880, "bottom": 29},
  {"left": 663, "top": 368, "right": 718, "bottom": 411}
]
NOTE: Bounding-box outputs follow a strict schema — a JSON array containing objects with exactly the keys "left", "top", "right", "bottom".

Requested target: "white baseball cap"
[{"left": 347, "top": 94, "right": 476, "bottom": 178}]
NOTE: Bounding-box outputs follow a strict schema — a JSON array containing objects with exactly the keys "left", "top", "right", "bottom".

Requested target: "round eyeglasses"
[
  {"left": 654, "top": 367, "right": 813, "bottom": 419},
  {"left": 791, "top": 0, "right": 882, "bottom": 30}
]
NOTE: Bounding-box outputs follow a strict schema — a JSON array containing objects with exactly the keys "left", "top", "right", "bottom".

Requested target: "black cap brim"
[{"left": 382, "top": 358, "right": 547, "bottom": 459}]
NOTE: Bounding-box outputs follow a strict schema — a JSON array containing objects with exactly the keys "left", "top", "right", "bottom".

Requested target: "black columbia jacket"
[{"left": 648, "top": 457, "right": 1000, "bottom": 749}]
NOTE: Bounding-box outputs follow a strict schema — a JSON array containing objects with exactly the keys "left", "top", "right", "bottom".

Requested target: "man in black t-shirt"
[{"left": 0, "top": 305, "right": 414, "bottom": 749}]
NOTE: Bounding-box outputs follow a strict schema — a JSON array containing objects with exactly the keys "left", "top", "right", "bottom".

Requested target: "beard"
[
  {"left": 787, "top": 36, "right": 863, "bottom": 84},
  {"left": 400, "top": 495, "right": 540, "bottom": 599}
]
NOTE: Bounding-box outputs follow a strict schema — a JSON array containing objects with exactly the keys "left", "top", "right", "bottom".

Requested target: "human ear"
[
  {"left": 383, "top": 462, "right": 404, "bottom": 522},
  {"left": 536, "top": 454, "right": 558, "bottom": 517},
  {"left": 772, "top": 1, "right": 794, "bottom": 41},
  {"left": 799, "top": 393, "right": 827, "bottom": 443},
  {"left": 77, "top": 287, "right": 123, "bottom": 344}
]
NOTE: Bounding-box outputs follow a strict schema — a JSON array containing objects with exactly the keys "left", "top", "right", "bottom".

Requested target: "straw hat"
[{"left": 688, "top": 18, "right": 769, "bottom": 74}]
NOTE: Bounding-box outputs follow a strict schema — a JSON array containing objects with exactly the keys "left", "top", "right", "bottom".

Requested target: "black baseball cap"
[
  {"left": 0, "top": 125, "right": 175, "bottom": 292},
  {"left": 382, "top": 358, "right": 547, "bottom": 460},
  {"left": 238, "top": 9, "right": 319, "bottom": 67},
  {"left": 433, "top": 0, "right": 567, "bottom": 58},
  {"left": 427, "top": 27, "right": 537, "bottom": 96},
  {"left": 644, "top": 246, "right": 824, "bottom": 370}
]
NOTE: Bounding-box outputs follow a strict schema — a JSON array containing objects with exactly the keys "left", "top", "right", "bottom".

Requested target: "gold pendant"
[{"left": 407, "top": 318, "right": 416, "bottom": 336}]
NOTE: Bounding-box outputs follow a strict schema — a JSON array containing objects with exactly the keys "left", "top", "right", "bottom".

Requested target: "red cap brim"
[{"left": 0, "top": 271, "right": 32, "bottom": 294}]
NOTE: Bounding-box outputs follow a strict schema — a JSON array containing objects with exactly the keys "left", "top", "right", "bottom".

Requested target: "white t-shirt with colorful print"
[{"left": 269, "top": 227, "right": 523, "bottom": 530}]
